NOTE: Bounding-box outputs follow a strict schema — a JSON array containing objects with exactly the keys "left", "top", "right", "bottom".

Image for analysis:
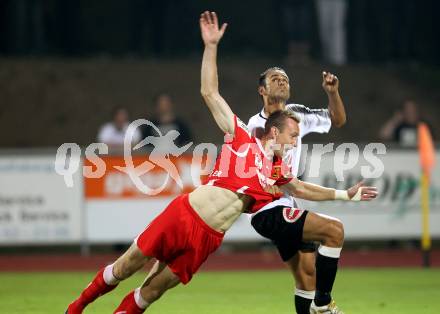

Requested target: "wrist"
[
  {"left": 204, "top": 42, "right": 218, "bottom": 49},
  {"left": 326, "top": 90, "right": 339, "bottom": 97},
  {"left": 334, "top": 189, "right": 349, "bottom": 200}
]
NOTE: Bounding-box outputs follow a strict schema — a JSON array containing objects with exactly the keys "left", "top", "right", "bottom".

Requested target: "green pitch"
[{"left": 1, "top": 268, "right": 439, "bottom": 314}]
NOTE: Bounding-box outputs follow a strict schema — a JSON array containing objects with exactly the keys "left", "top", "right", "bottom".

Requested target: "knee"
[{"left": 325, "top": 219, "right": 344, "bottom": 246}]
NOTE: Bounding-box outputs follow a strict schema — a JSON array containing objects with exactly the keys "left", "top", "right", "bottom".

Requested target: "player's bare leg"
[
  {"left": 302, "top": 212, "right": 345, "bottom": 313},
  {"left": 112, "top": 243, "right": 152, "bottom": 279},
  {"left": 139, "top": 261, "right": 181, "bottom": 303},
  {"left": 66, "top": 243, "right": 151, "bottom": 314},
  {"left": 285, "top": 251, "right": 316, "bottom": 314},
  {"left": 114, "top": 260, "right": 180, "bottom": 313}
]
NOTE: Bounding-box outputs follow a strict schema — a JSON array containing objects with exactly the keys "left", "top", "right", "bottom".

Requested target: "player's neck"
[{"left": 263, "top": 101, "right": 286, "bottom": 116}]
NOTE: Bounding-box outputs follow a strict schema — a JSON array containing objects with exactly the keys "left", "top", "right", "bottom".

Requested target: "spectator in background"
[
  {"left": 379, "top": 100, "right": 432, "bottom": 147},
  {"left": 97, "top": 107, "right": 141, "bottom": 152},
  {"left": 315, "top": 0, "right": 347, "bottom": 65},
  {"left": 141, "top": 93, "right": 193, "bottom": 151}
]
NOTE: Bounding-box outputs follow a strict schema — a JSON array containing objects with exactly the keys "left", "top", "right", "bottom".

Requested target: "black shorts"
[{"left": 251, "top": 206, "right": 316, "bottom": 261}]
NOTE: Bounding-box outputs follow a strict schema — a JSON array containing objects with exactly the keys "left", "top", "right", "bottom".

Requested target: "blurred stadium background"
[{"left": 0, "top": 1, "right": 439, "bottom": 313}]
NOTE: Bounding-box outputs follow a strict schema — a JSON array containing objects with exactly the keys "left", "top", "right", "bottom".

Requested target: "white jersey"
[{"left": 247, "top": 103, "right": 331, "bottom": 212}]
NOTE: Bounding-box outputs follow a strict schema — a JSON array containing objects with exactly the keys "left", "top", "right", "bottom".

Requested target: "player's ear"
[
  {"left": 258, "top": 85, "right": 266, "bottom": 96},
  {"left": 270, "top": 126, "right": 279, "bottom": 138}
]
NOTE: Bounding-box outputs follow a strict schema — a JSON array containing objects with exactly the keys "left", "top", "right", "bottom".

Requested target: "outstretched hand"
[
  {"left": 200, "top": 11, "right": 227, "bottom": 46},
  {"left": 347, "top": 181, "right": 378, "bottom": 201}
]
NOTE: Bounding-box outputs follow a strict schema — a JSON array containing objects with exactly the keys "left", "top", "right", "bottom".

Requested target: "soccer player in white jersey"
[{"left": 247, "top": 67, "right": 347, "bottom": 314}]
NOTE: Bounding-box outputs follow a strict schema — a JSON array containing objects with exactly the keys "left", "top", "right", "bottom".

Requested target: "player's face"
[
  {"left": 273, "top": 118, "right": 299, "bottom": 157},
  {"left": 264, "top": 70, "right": 290, "bottom": 101}
]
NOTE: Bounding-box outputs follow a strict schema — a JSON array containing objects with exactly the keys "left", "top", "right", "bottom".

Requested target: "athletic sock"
[
  {"left": 134, "top": 287, "right": 150, "bottom": 309},
  {"left": 103, "top": 263, "right": 120, "bottom": 285},
  {"left": 114, "top": 290, "right": 148, "bottom": 314},
  {"left": 314, "top": 245, "right": 341, "bottom": 306},
  {"left": 294, "top": 289, "right": 315, "bottom": 314},
  {"left": 67, "top": 265, "right": 119, "bottom": 313}
]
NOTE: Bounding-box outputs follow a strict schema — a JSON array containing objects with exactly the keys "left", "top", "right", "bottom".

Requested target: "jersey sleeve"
[
  {"left": 287, "top": 104, "right": 331, "bottom": 136},
  {"left": 230, "top": 115, "right": 252, "bottom": 143}
]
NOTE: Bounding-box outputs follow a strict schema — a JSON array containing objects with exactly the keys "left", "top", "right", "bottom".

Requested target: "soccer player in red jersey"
[{"left": 65, "top": 12, "right": 377, "bottom": 314}]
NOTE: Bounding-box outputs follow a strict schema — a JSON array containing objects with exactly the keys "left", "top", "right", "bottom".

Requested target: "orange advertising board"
[{"left": 84, "top": 155, "right": 203, "bottom": 199}]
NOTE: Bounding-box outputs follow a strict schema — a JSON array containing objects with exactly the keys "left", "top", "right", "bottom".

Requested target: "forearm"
[
  {"left": 200, "top": 43, "right": 234, "bottom": 134},
  {"left": 284, "top": 176, "right": 377, "bottom": 202},
  {"left": 201, "top": 44, "right": 220, "bottom": 97},
  {"left": 327, "top": 91, "right": 346, "bottom": 128},
  {"left": 285, "top": 179, "right": 336, "bottom": 201}
]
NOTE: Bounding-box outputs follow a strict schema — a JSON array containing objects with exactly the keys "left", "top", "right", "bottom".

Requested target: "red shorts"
[{"left": 135, "top": 194, "right": 224, "bottom": 284}]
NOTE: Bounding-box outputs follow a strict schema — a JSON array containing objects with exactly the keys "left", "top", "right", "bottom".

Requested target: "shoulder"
[
  {"left": 247, "top": 111, "right": 265, "bottom": 127},
  {"left": 286, "top": 103, "right": 308, "bottom": 113},
  {"left": 230, "top": 115, "right": 253, "bottom": 143},
  {"left": 247, "top": 113, "right": 265, "bottom": 138},
  {"left": 236, "top": 116, "right": 251, "bottom": 136},
  {"left": 247, "top": 112, "right": 259, "bottom": 123},
  {"left": 287, "top": 103, "right": 329, "bottom": 116}
]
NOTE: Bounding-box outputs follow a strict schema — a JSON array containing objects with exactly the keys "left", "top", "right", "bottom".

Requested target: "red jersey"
[{"left": 204, "top": 116, "right": 292, "bottom": 213}]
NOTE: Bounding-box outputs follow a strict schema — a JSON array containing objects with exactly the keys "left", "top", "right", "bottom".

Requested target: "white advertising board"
[
  {"left": 0, "top": 155, "right": 83, "bottom": 244},
  {"left": 300, "top": 149, "right": 440, "bottom": 239},
  {"left": 84, "top": 150, "right": 440, "bottom": 242}
]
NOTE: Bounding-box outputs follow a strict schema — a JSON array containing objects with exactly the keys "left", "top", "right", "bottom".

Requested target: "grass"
[{"left": 1, "top": 268, "right": 439, "bottom": 313}]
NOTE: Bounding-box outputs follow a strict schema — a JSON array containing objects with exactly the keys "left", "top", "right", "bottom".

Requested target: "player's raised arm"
[
  {"left": 200, "top": 11, "right": 235, "bottom": 135},
  {"left": 322, "top": 71, "right": 346, "bottom": 128},
  {"left": 283, "top": 178, "right": 378, "bottom": 202}
]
